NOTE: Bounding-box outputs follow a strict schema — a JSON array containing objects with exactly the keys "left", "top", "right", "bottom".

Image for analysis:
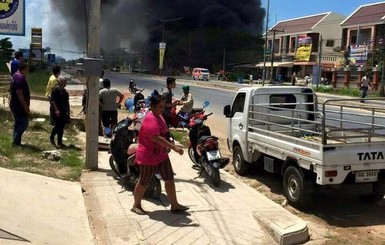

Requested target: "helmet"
[{"left": 182, "top": 84, "right": 190, "bottom": 91}]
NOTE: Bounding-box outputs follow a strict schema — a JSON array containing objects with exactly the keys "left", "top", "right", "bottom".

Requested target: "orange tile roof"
[
  {"left": 341, "top": 2, "right": 385, "bottom": 26},
  {"left": 268, "top": 13, "right": 328, "bottom": 36}
]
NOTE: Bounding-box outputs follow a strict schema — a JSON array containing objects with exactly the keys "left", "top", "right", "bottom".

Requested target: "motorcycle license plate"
[
  {"left": 355, "top": 170, "right": 378, "bottom": 183},
  {"left": 206, "top": 150, "right": 221, "bottom": 161}
]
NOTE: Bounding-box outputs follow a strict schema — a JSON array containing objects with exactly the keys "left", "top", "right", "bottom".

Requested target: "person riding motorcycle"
[
  {"left": 129, "top": 79, "right": 138, "bottom": 94},
  {"left": 178, "top": 85, "right": 194, "bottom": 114}
]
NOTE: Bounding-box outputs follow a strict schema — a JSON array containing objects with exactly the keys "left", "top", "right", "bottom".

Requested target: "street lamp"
[
  {"left": 146, "top": 13, "right": 183, "bottom": 75},
  {"left": 146, "top": 13, "right": 183, "bottom": 42}
]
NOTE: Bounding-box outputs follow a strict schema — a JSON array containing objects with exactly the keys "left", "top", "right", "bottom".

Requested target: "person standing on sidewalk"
[
  {"left": 9, "top": 62, "right": 30, "bottom": 146},
  {"left": 132, "top": 94, "right": 189, "bottom": 215},
  {"left": 162, "top": 77, "right": 179, "bottom": 127},
  {"left": 10, "top": 51, "right": 23, "bottom": 76},
  {"left": 360, "top": 73, "right": 371, "bottom": 103},
  {"left": 45, "top": 65, "right": 61, "bottom": 125},
  {"left": 99, "top": 79, "right": 124, "bottom": 135},
  {"left": 50, "top": 76, "right": 70, "bottom": 148},
  {"left": 45, "top": 65, "right": 61, "bottom": 98}
]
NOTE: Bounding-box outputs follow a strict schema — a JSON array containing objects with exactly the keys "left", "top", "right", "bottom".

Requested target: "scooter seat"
[{"left": 198, "top": 135, "right": 218, "bottom": 144}]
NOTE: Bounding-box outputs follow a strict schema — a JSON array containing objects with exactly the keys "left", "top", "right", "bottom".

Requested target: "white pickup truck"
[{"left": 223, "top": 86, "right": 385, "bottom": 207}]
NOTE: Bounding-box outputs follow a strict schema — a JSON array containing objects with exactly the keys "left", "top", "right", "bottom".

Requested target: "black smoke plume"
[{"left": 51, "top": 0, "right": 265, "bottom": 71}]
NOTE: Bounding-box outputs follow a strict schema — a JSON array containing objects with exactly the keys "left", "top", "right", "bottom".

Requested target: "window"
[
  {"left": 269, "top": 94, "right": 296, "bottom": 110},
  {"left": 232, "top": 92, "right": 246, "bottom": 116},
  {"left": 326, "top": 40, "right": 334, "bottom": 47}
]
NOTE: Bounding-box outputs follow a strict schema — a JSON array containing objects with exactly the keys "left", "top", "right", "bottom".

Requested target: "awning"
[
  {"left": 293, "top": 61, "right": 317, "bottom": 66},
  {"left": 255, "top": 61, "right": 293, "bottom": 68}
]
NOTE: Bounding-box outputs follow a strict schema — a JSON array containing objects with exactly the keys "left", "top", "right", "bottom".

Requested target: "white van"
[{"left": 192, "top": 67, "right": 210, "bottom": 81}]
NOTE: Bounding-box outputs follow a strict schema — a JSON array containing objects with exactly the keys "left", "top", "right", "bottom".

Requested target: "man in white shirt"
[{"left": 360, "top": 73, "right": 371, "bottom": 103}]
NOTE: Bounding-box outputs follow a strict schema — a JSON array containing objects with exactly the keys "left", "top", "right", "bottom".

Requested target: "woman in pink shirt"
[{"left": 132, "top": 94, "right": 189, "bottom": 215}]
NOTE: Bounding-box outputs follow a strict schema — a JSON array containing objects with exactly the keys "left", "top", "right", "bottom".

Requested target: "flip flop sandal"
[
  {"left": 171, "top": 205, "right": 189, "bottom": 214},
  {"left": 131, "top": 206, "right": 147, "bottom": 215}
]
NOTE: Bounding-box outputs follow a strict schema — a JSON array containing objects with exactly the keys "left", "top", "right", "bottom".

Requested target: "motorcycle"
[
  {"left": 169, "top": 101, "right": 210, "bottom": 128},
  {"left": 187, "top": 107, "right": 229, "bottom": 187},
  {"left": 129, "top": 79, "right": 138, "bottom": 94},
  {"left": 132, "top": 100, "right": 149, "bottom": 135},
  {"left": 109, "top": 117, "right": 162, "bottom": 199}
]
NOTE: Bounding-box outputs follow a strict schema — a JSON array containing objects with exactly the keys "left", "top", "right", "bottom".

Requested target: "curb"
[{"left": 253, "top": 211, "right": 309, "bottom": 245}]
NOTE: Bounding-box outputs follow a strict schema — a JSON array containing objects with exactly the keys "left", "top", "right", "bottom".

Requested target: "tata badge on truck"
[{"left": 223, "top": 86, "right": 385, "bottom": 208}]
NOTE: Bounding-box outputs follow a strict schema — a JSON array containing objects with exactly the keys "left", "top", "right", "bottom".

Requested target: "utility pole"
[
  {"left": 262, "top": 0, "right": 270, "bottom": 86},
  {"left": 269, "top": 29, "right": 284, "bottom": 83},
  {"left": 317, "top": 35, "right": 323, "bottom": 89},
  {"left": 85, "top": 0, "right": 101, "bottom": 169},
  {"left": 222, "top": 48, "right": 226, "bottom": 74},
  {"left": 380, "top": 49, "right": 385, "bottom": 96}
]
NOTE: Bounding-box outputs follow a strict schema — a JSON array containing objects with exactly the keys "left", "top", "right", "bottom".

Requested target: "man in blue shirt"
[{"left": 10, "top": 51, "right": 23, "bottom": 76}]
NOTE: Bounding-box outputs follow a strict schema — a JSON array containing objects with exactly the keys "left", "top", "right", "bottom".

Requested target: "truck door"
[{"left": 228, "top": 92, "right": 247, "bottom": 150}]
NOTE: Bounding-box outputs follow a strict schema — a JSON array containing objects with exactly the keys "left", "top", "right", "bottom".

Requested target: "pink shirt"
[{"left": 136, "top": 111, "right": 169, "bottom": 165}]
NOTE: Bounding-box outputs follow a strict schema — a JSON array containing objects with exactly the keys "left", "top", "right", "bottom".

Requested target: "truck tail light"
[{"left": 325, "top": 170, "right": 337, "bottom": 177}]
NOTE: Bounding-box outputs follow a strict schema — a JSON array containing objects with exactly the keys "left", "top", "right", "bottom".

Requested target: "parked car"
[{"left": 192, "top": 67, "right": 210, "bottom": 81}]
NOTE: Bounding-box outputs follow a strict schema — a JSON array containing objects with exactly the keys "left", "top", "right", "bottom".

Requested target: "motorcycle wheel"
[
  {"left": 188, "top": 146, "right": 198, "bottom": 165},
  {"left": 109, "top": 155, "right": 122, "bottom": 178},
  {"left": 211, "top": 167, "right": 221, "bottom": 187},
  {"left": 145, "top": 176, "right": 162, "bottom": 199}
]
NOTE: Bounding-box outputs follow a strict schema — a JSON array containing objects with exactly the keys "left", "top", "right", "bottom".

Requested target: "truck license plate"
[
  {"left": 355, "top": 170, "right": 378, "bottom": 183},
  {"left": 206, "top": 150, "right": 221, "bottom": 161}
]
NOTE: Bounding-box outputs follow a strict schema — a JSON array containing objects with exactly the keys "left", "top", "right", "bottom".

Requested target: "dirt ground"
[{"left": 206, "top": 116, "right": 385, "bottom": 244}]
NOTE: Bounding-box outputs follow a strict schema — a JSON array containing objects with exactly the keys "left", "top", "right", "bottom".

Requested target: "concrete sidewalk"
[
  {"left": 81, "top": 150, "right": 308, "bottom": 245},
  {"left": 0, "top": 168, "right": 94, "bottom": 245}
]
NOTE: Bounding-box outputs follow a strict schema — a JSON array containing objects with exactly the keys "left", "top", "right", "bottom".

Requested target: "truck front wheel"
[
  {"left": 283, "top": 166, "right": 310, "bottom": 208},
  {"left": 233, "top": 145, "right": 249, "bottom": 176}
]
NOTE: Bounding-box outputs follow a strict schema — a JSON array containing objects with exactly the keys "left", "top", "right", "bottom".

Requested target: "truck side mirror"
[{"left": 223, "top": 105, "right": 231, "bottom": 118}]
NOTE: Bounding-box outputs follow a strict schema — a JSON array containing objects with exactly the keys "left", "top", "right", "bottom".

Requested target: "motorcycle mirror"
[{"left": 202, "top": 101, "right": 210, "bottom": 108}]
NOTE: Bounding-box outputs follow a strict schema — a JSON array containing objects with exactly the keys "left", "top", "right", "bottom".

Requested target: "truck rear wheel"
[
  {"left": 283, "top": 166, "right": 310, "bottom": 208},
  {"left": 233, "top": 145, "right": 249, "bottom": 176}
]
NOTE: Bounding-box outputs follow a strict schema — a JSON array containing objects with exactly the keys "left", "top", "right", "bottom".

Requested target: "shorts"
[{"left": 138, "top": 158, "right": 173, "bottom": 186}]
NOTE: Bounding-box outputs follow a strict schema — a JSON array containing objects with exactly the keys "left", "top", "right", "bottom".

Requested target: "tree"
[{"left": 0, "top": 37, "right": 14, "bottom": 73}]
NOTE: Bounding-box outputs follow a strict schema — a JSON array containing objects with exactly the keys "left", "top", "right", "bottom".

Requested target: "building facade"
[{"left": 264, "top": 12, "right": 346, "bottom": 83}]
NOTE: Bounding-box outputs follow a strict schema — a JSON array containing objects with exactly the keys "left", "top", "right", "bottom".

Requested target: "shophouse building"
[
  {"left": 262, "top": 12, "right": 345, "bottom": 83},
  {"left": 340, "top": 1, "right": 385, "bottom": 89}
]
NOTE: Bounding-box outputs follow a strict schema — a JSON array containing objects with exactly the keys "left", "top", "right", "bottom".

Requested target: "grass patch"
[
  {"left": 170, "top": 129, "right": 189, "bottom": 147},
  {"left": 0, "top": 108, "right": 85, "bottom": 181},
  {"left": 312, "top": 85, "right": 372, "bottom": 97},
  {"left": 28, "top": 69, "right": 50, "bottom": 96}
]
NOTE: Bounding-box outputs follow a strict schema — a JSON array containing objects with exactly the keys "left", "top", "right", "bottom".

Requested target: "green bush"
[{"left": 312, "top": 86, "right": 361, "bottom": 97}]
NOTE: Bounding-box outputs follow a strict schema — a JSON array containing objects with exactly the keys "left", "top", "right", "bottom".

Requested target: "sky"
[{"left": 2, "top": 0, "right": 384, "bottom": 61}]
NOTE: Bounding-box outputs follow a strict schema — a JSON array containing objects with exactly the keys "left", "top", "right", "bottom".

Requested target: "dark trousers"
[
  {"left": 12, "top": 114, "right": 29, "bottom": 144},
  {"left": 361, "top": 86, "right": 368, "bottom": 99},
  {"left": 101, "top": 110, "right": 118, "bottom": 128},
  {"left": 51, "top": 117, "right": 66, "bottom": 144}
]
